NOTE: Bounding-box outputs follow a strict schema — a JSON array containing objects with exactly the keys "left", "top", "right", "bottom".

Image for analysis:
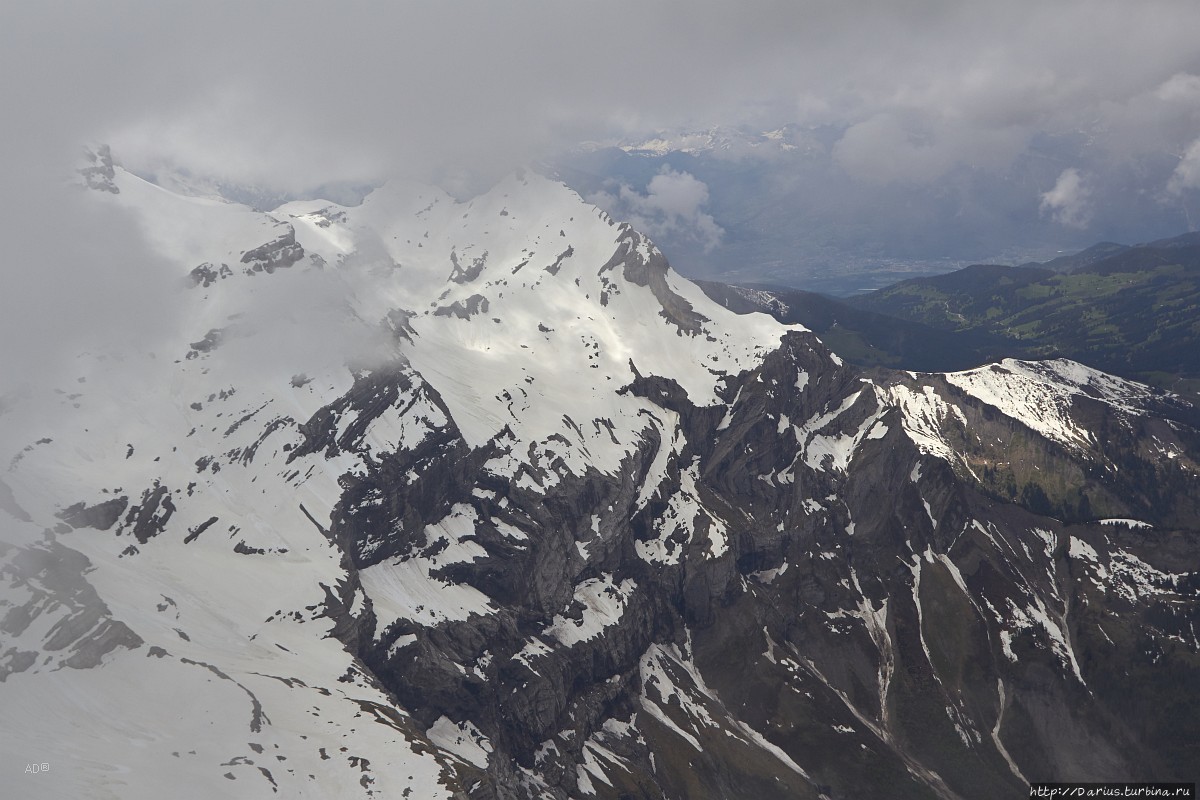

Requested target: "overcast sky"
[
  {"left": 3, "top": 0, "right": 1200, "bottom": 384},
  {"left": 5, "top": 0, "right": 1199, "bottom": 191}
]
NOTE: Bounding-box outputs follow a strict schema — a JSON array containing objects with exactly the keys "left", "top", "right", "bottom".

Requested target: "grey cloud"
[
  {"left": 832, "top": 112, "right": 1029, "bottom": 184},
  {"left": 210, "top": 259, "right": 397, "bottom": 390},
  {"left": 0, "top": 175, "right": 181, "bottom": 392},
  {"left": 6, "top": 1, "right": 1200, "bottom": 194}
]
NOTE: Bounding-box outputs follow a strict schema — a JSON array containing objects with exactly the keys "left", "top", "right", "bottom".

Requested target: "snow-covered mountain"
[
  {"left": 582, "top": 125, "right": 814, "bottom": 159},
  {"left": 2, "top": 150, "right": 1200, "bottom": 799}
]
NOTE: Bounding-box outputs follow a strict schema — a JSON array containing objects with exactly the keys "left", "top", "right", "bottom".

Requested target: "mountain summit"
[{"left": 2, "top": 157, "right": 1199, "bottom": 799}]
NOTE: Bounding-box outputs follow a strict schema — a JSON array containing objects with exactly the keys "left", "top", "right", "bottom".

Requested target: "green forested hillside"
[{"left": 844, "top": 234, "right": 1200, "bottom": 389}]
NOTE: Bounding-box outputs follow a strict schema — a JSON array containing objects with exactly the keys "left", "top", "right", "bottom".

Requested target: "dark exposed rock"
[
  {"left": 79, "top": 144, "right": 119, "bottom": 194},
  {"left": 309, "top": 207, "right": 347, "bottom": 228},
  {"left": 57, "top": 496, "right": 128, "bottom": 531},
  {"left": 184, "top": 515, "right": 219, "bottom": 544},
  {"left": 543, "top": 246, "right": 573, "bottom": 276},
  {"left": 435, "top": 294, "right": 490, "bottom": 320},
  {"left": 190, "top": 262, "right": 234, "bottom": 287},
  {"left": 598, "top": 226, "right": 707, "bottom": 335},
  {"left": 241, "top": 226, "right": 304, "bottom": 274},
  {"left": 0, "top": 540, "right": 143, "bottom": 680},
  {"left": 187, "top": 328, "right": 224, "bottom": 359},
  {"left": 449, "top": 250, "right": 488, "bottom": 284},
  {"left": 179, "top": 656, "right": 269, "bottom": 733},
  {"left": 385, "top": 308, "right": 418, "bottom": 342},
  {"left": 120, "top": 483, "right": 176, "bottom": 544}
]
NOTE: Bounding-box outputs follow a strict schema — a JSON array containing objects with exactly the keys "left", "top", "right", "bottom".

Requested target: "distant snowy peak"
[
  {"left": 945, "top": 358, "right": 1164, "bottom": 450},
  {"left": 578, "top": 124, "right": 816, "bottom": 158}
]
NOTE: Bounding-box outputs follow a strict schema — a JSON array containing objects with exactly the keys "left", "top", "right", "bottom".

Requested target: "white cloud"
[
  {"left": 1168, "top": 138, "right": 1200, "bottom": 195},
  {"left": 588, "top": 168, "right": 724, "bottom": 252},
  {"left": 1040, "top": 168, "right": 1093, "bottom": 228},
  {"left": 1154, "top": 72, "right": 1200, "bottom": 103}
]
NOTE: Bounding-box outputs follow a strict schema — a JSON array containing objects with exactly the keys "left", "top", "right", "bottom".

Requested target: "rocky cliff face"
[
  {"left": 322, "top": 335, "right": 1200, "bottom": 799},
  {"left": 1, "top": 162, "right": 1198, "bottom": 799}
]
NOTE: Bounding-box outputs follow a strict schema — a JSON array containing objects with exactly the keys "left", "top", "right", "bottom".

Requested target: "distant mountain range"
[{"left": 701, "top": 230, "right": 1200, "bottom": 396}]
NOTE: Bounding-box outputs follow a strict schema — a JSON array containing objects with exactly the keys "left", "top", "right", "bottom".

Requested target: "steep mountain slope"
[
  {"left": 1035, "top": 241, "right": 1129, "bottom": 273},
  {"left": 2, "top": 159, "right": 1200, "bottom": 799}
]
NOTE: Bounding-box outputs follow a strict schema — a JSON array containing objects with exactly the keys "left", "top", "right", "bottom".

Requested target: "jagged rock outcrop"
[{"left": 240, "top": 225, "right": 304, "bottom": 274}]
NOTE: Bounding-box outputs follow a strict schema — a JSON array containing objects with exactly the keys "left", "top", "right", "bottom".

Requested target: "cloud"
[
  {"left": 1040, "top": 168, "right": 1094, "bottom": 228},
  {"left": 5, "top": 1, "right": 1200, "bottom": 195},
  {"left": 1168, "top": 138, "right": 1200, "bottom": 195},
  {"left": 0, "top": 168, "right": 182, "bottom": 393},
  {"left": 588, "top": 168, "right": 724, "bottom": 252},
  {"left": 832, "top": 112, "right": 1029, "bottom": 184},
  {"left": 1154, "top": 71, "right": 1200, "bottom": 103}
]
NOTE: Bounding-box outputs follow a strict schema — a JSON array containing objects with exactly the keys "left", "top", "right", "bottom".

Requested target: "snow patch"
[
  {"left": 427, "top": 717, "right": 493, "bottom": 769},
  {"left": 546, "top": 575, "right": 636, "bottom": 647}
]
